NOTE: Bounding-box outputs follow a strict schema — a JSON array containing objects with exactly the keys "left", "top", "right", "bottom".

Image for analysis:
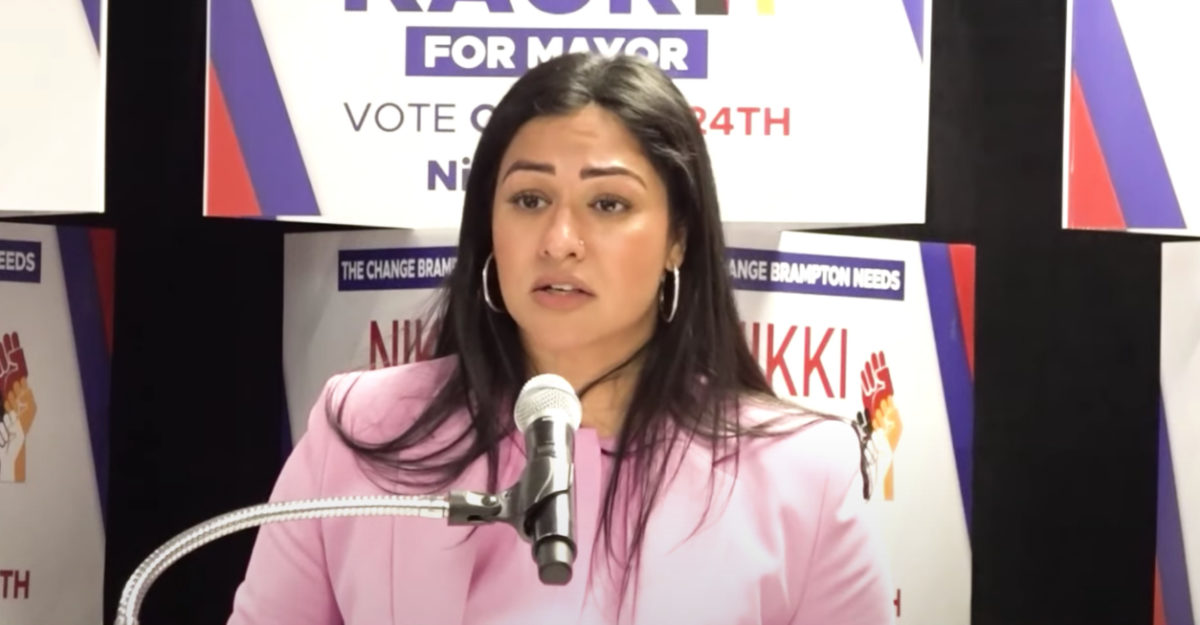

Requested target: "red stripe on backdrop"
[
  {"left": 207, "top": 65, "right": 263, "bottom": 217},
  {"left": 1154, "top": 563, "right": 1167, "bottom": 625},
  {"left": 948, "top": 244, "right": 975, "bottom": 377},
  {"left": 1068, "top": 72, "right": 1126, "bottom": 229},
  {"left": 87, "top": 229, "right": 115, "bottom": 353}
]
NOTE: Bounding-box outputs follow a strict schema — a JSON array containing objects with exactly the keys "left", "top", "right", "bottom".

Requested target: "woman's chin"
[{"left": 520, "top": 335, "right": 598, "bottom": 361}]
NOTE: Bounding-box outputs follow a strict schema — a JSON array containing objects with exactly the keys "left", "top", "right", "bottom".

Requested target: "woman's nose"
[{"left": 539, "top": 204, "right": 585, "bottom": 260}]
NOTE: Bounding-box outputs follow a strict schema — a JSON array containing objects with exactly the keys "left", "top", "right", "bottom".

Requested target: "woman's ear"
[{"left": 667, "top": 228, "right": 686, "bottom": 269}]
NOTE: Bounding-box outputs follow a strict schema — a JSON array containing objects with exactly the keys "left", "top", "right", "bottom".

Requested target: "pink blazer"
[{"left": 227, "top": 357, "right": 895, "bottom": 624}]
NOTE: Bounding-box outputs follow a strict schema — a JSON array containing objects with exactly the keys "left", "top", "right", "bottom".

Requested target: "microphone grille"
[{"left": 514, "top": 374, "right": 582, "bottom": 433}]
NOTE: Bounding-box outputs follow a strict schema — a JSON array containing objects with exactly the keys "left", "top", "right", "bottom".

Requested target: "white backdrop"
[
  {"left": 282, "top": 227, "right": 460, "bottom": 438},
  {"left": 0, "top": 0, "right": 106, "bottom": 216},
  {"left": 723, "top": 228, "right": 974, "bottom": 624},
  {"left": 1158, "top": 242, "right": 1200, "bottom": 625},
  {"left": 206, "top": 0, "right": 931, "bottom": 228},
  {"left": 1063, "top": 0, "right": 1199, "bottom": 236},
  {"left": 281, "top": 226, "right": 974, "bottom": 622},
  {"left": 0, "top": 223, "right": 111, "bottom": 625}
]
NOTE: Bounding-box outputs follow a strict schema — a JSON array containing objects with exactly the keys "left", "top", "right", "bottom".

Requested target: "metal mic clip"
[
  {"left": 445, "top": 426, "right": 576, "bottom": 585},
  {"left": 446, "top": 482, "right": 575, "bottom": 585},
  {"left": 446, "top": 490, "right": 509, "bottom": 525}
]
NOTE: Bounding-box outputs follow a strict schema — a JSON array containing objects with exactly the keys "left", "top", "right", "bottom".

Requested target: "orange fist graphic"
[
  {"left": 6, "top": 378, "right": 37, "bottom": 435},
  {"left": 860, "top": 351, "right": 902, "bottom": 500},
  {"left": 0, "top": 333, "right": 35, "bottom": 483}
]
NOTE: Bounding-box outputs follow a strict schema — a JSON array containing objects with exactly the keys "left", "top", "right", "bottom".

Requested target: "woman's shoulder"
[
  {"left": 734, "top": 396, "right": 865, "bottom": 494},
  {"left": 734, "top": 398, "right": 894, "bottom": 622},
  {"left": 315, "top": 355, "right": 461, "bottom": 442}
]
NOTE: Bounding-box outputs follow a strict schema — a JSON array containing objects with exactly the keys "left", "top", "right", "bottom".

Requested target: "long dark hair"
[{"left": 330, "top": 52, "right": 845, "bottom": 608}]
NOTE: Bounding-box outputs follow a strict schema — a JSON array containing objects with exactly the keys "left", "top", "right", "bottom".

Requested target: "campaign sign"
[
  {"left": 0, "top": 222, "right": 113, "bottom": 625},
  {"left": 207, "top": 0, "right": 931, "bottom": 229},
  {"left": 0, "top": 0, "right": 106, "bottom": 216},
  {"left": 1063, "top": 0, "right": 1200, "bottom": 236}
]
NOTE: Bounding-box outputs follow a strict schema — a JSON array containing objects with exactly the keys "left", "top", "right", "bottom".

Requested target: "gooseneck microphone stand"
[{"left": 113, "top": 447, "right": 575, "bottom": 625}]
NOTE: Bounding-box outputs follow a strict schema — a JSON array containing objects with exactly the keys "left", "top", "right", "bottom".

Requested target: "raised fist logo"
[
  {"left": 0, "top": 332, "right": 36, "bottom": 483},
  {"left": 0, "top": 332, "right": 29, "bottom": 399},
  {"left": 859, "top": 351, "right": 902, "bottom": 501}
]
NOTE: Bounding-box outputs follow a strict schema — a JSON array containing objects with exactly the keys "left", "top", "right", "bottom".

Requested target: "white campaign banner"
[
  {"left": 207, "top": 0, "right": 931, "bottom": 229},
  {"left": 282, "top": 226, "right": 974, "bottom": 622},
  {"left": 1157, "top": 242, "right": 1200, "bottom": 625},
  {"left": 0, "top": 223, "right": 112, "bottom": 624},
  {"left": 1063, "top": 0, "right": 1200, "bottom": 236},
  {"left": 283, "top": 227, "right": 460, "bottom": 440},
  {"left": 0, "top": 0, "right": 106, "bottom": 215},
  {"left": 724, "top": 227, "right": 974, "bottom": 623}
]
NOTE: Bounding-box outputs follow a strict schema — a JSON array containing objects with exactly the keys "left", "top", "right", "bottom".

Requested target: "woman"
[{"left": 228, "top": 52, "right": 894, "bottom": 625}]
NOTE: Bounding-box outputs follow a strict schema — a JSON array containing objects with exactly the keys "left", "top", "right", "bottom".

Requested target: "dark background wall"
[{"left": 20, "top": 1, "right": 1169, "bottom": 623}]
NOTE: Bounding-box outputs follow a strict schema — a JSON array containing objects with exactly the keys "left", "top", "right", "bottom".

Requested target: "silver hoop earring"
[
  {"left": 482, "top": 253, "right": 502, "bottom": 313},
  {"left": 659, "top": 265, "right": 680, "bottom": 323}
]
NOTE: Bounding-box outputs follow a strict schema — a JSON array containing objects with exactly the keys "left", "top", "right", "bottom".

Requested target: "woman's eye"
[
  {"left": 510, "top": 193, "right": 548, "bottom": 210},
  {"left": 592, "top": 196, "right": 630, "bottom": 213}
]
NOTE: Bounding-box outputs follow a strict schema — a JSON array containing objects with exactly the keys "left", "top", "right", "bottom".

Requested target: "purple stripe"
[
  {"left": 901, "top": 0, "right": 923, "bottom": 58},
  {"left": 726, "top": 247, "right": 906, "bottom": 301},
  {"left": 56, "top": 227, "right": 110, "bottom": 528},
  {"left": 919, "top": 243, "right": 973, "bottom": 533},
  {"left": 1072, "top": 0, "right": 1185, "bottom": 229},
  {"left": 0, "top": 239, "right": 43, "bottom": 283},
  {"left": 1158, "top": 396, "right": 1195, "bottom": 625},
  {"left": 405, "top": 27, "right": 708, "bottom": 78},
  {"left": 339, "top": 246, "right": 459, "bottom": 291},
  {"left": 82, "top": 0, "right": 100, "bottom": 51},
  {"left": 210, "top": 0, "right": 320, "bottom": 217}
]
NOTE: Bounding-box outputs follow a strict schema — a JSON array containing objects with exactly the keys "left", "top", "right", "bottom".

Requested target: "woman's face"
[{"left": 491, "top": 104, "right": 684, "bottom": 366}]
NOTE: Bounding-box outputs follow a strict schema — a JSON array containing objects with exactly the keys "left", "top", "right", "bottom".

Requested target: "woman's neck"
[{"left": 524, "top": 344, "right": 644, "bottom": 438}]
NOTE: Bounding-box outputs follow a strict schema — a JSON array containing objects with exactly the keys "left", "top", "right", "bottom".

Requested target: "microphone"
[{"left": 511, "top": 373, "right": 582, "bottom": 585}]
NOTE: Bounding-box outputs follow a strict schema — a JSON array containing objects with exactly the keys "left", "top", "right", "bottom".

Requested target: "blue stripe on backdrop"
[
  {"left": 57, "top": 227, "right": 111, "bottom": 528},
  {"left": 919, "top": 243, "right": 974, "bottom": 535},
  {"left": 1157, "top": 395, "right": 1195, "bottom": 625}
]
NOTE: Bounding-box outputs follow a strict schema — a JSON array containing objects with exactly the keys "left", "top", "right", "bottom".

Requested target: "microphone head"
[{"left": 514, "top": 374, "right": 582, "bottom": 433}]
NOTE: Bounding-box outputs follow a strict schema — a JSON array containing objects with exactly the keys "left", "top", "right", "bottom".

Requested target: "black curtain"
[{"left": 20, "top": 1, "right": 1168, "bottom": 623}]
